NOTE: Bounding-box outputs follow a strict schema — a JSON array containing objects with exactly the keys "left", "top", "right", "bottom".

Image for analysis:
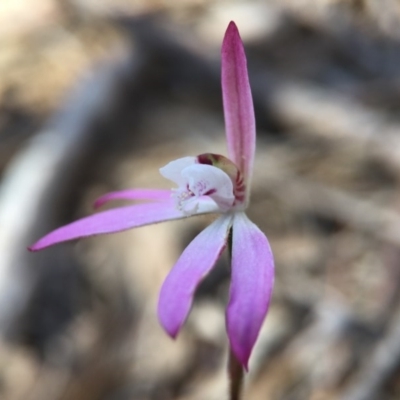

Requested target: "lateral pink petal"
[
  {"left": 221, "top": 21, "right": 256, "bottom": 183},
  {"left": 94, "top": 189, "right": 171, "bottom": 209},
  {"left": 29, "top": 200, "right": 183, "bottom": 251},
  {"left": 227, "top": 212, "right": 274, "bottom": 370},
  {"left": 158, "top": 215, "right": 233, "bottom": 338}
]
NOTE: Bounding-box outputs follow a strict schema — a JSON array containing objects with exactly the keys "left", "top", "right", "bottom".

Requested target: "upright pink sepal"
[
  {"left": 226, "top": 212, "right": 274, "bottom": 370},
  {"left": 158, "top": 215, "right": 233, "bottom": 337},
  {"left": 29, "top": 200, "right": 184, "bottom": 251},
  {"left": 221, "top": 21, "right": 256, "bottom": 185},
  {"left": 94, "top": 189, "right": 172, "bottom": 209}
]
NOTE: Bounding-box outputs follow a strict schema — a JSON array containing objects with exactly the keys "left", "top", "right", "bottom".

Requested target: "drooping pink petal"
[
  {"left": 158, "top": 215, "right": 233, "bottom": 337},
  {"left": 226, "top": 212, "right": 274, "bottom": 370},
  {"left": 94, "top": 189, "right": 172, "bottom": 209},
  {"left": 221, "top": 21, "right": 255, "bottom": 187},
  {"left": 29, "top": 200, "right": 184, "bottom": 251}
]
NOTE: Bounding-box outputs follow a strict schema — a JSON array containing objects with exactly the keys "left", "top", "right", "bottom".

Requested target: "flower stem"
[
  {"left": 228, "top": 347, "right": 244, "bottom": 400},
  {"left": 227, "top": 229, "right": 244, "bottom": 400}
]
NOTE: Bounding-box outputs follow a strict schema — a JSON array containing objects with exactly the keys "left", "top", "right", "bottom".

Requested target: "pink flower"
[{"left": 29, "top": 21, "right": 274, "bottom": 370}]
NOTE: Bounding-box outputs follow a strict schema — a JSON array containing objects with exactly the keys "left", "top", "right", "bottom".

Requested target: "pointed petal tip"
[
  {"left": 223, "top": 21, "right": 242, "bottom": 46},
  {"left": 28, "top": 239, "right": 64, "bottom": 252},
  {"left": 170, "top": 331, "right": 178, "bottom": 340},
  {"left": 158, "top": 307, "right": 182, "bottom": 339},
  {"left": 164, "top": 324, "right": 179, "bottom": 340},
  {"left": 93, "top": 199, "right": 104, "bottom": 209},
  {"left": 28, "top": 241, "right": 49, "bottom": 252},
  {"left": 231, "top": 342, "right": 251, "bottom": 372},
  {"left": 92, "top": 194, "right": 110, "bottom": 209},
  {"left": 158, "top": 294, "right": 182, "bottom": 339},
  {"left": 227, "top": 21, "right": 238, "bottom": 31},
  {"left": 226, "top": 21, "right": 241, "bottom": 40}
]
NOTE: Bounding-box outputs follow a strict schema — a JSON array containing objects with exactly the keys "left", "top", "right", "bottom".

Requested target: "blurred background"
[{"left": 2, "top": 0, "right": 400, "bottom": 399}]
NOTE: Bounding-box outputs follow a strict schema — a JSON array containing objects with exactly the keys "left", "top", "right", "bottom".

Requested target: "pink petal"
[
  {"left": 158, "top": 215, "right": 233, "bottom": 337},
  {"left": 29, "top": 200, "right": 184, "bottom": 251},
  {"left": 94, "top": 189, "right": 172, "bottom": 209},
  {"left": 226, "top": 212, "right": 274, "bottom": 370},
  {"left": 221, "top": 21, "right": 256, "bottom": 186}
]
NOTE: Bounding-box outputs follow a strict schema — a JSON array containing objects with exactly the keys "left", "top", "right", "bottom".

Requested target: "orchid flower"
[{"left": 29, "top": 22, "right": 274, "bottom": 370}]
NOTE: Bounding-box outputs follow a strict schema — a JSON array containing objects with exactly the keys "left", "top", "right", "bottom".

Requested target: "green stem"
[{"left": 227, "top": 228, "right": 244, "bottom": 400}]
